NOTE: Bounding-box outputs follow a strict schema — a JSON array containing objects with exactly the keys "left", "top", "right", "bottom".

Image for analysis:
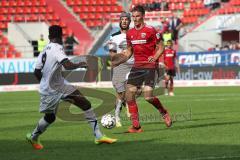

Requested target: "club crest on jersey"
[{"left": 141, "top": 33, "right": 146, "bottom": 38}]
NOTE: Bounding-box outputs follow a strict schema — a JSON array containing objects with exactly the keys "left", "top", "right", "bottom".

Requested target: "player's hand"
[
  {"left": 148, "top": 56, "right": 157, "bottom": 62},
  {"left": 78, "top": 62, "right": 88, "bottom": 68}
]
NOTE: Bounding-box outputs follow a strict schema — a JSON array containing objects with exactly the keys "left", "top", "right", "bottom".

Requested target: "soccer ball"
[{"left": 101, "top": 114, "right": 116, "bottom": 129}]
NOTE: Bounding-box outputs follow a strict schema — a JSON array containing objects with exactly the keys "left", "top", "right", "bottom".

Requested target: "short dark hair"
[
  {"left": 131, "top": 5, "right": 145, "bottom": 15},
  {"left": 49, "top": 25, "right": 62, "bottom": 39}
]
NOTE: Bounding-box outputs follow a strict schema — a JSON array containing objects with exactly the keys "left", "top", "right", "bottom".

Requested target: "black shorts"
[
  {"left": 127, "top": 68, "right": 157, "bottom": 88},
  {"left": 165, "top": 69, "right": 176, "bottom": 77}
]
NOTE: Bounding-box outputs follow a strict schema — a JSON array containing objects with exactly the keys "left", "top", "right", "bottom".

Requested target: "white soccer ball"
[{"left": 101, "top": 114, "right": 116, "bottom": 129}]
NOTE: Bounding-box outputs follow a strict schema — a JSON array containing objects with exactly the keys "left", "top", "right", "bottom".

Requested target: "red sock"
[
  {"left": 127, "top": 100, "right": 140, "bottom": 128},
  {"left": 150, "top": 97, "right": 167, "bottom": 115}
]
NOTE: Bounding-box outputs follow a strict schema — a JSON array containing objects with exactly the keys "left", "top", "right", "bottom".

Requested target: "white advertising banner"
[{"left": 0, "top": 58, "right": 37, "bottom": 74}]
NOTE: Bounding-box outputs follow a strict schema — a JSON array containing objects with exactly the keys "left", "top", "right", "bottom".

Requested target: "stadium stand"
[
  {"left": 65, "top": 0, "right": 124, "bottom": 28},
  {"left": 0, "top": 0, "right": 240, "bottom": 58}
]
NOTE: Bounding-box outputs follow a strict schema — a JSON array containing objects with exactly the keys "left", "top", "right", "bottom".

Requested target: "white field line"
[{"left": 178, "top": 154, "right": 240, "bottom": 160}]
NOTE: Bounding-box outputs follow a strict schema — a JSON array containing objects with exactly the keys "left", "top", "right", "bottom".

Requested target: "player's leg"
[
  {"left": 26, "top": 94, "right": 60, "bottom": 150},
  {"left": 143, "top": 69, "right": 172, "bottom": 127},
  {"left": 125, "top": 68, "right": 145, "bottom": 132},
  {"left": 64, "top": 89, "right": 117, "bottom": 144},
  {"left": 169, "top": 70, "right": 176, "bottom": 96},
  {"left": 143, "top": 86, "right": 172, "bottom": 127},
  {"left": 164, "top": 72, "right": 170, "bottom": 95},
  {"left": 125, "top": 84, "right": 143, "bottom": 132},
  {"left": 169, "top": 76, "right": 174, "bottom": 96},
  {"left": 26, "top": 112, "right": 56, "bottom": 150},
  {"left": 114, "top": 91, "right": 125, "bottom": 127}
]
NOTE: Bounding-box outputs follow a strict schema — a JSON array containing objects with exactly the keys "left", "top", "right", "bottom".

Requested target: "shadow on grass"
[
  {"left": 0, "top": 139, "right": 240, "bottom": 160},
  {"left": 144, "top": 120, "right": 240, "bottom": 133}
]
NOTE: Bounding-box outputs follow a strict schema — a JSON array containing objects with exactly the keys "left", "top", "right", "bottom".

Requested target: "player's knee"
[
  {"left": 76, "top": 97, "right": 91, "bottom": 111},
  {"left": 44, "top": 113, "right": 56, "bottom": 124},
  {"left": 144, "top": 96, "right": 154, "bottom": 103}
]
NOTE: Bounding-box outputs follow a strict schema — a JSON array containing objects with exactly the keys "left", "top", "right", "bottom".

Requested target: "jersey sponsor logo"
[
  {"left": 131, "top": 40, "right": 147, "bottom": 45},
  {"left": 141, "top": 33, "right": 146, "bottom": 38},
  {"left": 165, "top": 54, "right": 174, "bottom": 57}
]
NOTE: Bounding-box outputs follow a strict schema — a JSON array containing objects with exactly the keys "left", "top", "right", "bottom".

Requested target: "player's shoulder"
[
  {"left": 145, "top": 25, "right": 157, "bottom": 33},
  {"left": 49, "top": 43, "right": 64, "bottom": 51},
  {"left": 127, "top": 27, "right": 135, "bottom": 33},
  {"left": 111, "top": 31, "right": 121, "bottom": 37}
]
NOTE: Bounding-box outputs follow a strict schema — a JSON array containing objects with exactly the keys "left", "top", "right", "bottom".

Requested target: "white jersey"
[
  {"left": 35, "top": 42, "right": 71, "bottom": 95},
  {"left": 108, "top": 31, "right": 134, "bottom": 64}
]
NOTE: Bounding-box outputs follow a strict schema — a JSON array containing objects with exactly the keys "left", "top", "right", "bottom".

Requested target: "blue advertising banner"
[{"left": 178, "top": 50, "right": 240, "bottom": 67}]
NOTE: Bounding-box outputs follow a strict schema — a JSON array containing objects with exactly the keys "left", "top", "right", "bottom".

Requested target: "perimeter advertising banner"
[
  {"left": 0, "top": 51, "right": 240, "bottom": 85},
  {"left": 178, "top": 50, "right": 240, "bottom": 67}
]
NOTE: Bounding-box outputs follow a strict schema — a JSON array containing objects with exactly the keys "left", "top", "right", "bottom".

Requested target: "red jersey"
[
  {"left": 126, "top": 25, "right": 161, "bottom": 68},
  {"left": 163, "top": 48, "right": 176, "bottom": 70}
]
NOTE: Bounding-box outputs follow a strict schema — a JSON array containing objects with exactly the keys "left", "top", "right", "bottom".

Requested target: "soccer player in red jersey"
[
  {"left": 112, "top": 5, "right": 172, "bottom": 133},
  {"left": 162, "top": 40, "right": 180, "bottom": 96}
]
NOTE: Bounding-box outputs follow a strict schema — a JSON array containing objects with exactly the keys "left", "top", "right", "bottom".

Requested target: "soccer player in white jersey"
[
  {"left": 26, "top": 25, "right": 117, "bottom": 150},
  {"left": 108, "top": 12, "right": 133, "bottom": 127}
]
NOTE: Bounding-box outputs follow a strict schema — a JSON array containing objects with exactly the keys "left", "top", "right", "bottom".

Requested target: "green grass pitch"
[{"left": 0, "top": 87, "right": 240, "bottom": 160}]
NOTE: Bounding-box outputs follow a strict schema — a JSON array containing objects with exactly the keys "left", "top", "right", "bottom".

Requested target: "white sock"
[
  {"left": 115, "top": 99, "right": 122, "bottom": 122},
  {"left": 84, "top": 108, "right": 103, "bottom": 139},
  {"left": 32, "top": 117, "right": 50, "bottom": 141}
]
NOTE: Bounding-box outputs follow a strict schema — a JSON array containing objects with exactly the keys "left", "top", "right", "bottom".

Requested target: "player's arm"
[
  {"left": 56, "top": 46, "right": 87, "bottom": 70},
  {"left": 34, "top": 69, "right": 42, "bottom": 82},
  {"left": 149, "top": 40, "right": 164, "bottom": 62},
  {"left": 111, "top": 45, "right": 133, "bottom": 67},
  {"left": 62, "top": 59, "right": 87, "bottom": 70},
  {"left": 34, "top": 52, "right": 44, "bottom": 82},
  {"left": 109, "top": 49, "right": 117, "bottom": 61}
]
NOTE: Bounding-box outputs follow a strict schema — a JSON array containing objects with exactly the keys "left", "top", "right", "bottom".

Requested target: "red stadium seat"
[
  {"left": 15, "top": 52, "right": 22, "bottom": 58},
  {"left": 31, "top": 7, "right": 39, "bottom": 14},
  {"left": 104, "top": 6, "right": 112, "bottom": 12},
  {"left": 16, "top": 1, "right": 24, "bottom": 7},
  {"left": 66, "top": 0, "right": 74, "bottom": 6},
  {"left": 0, "top": 15, "right": 7, "bottom": 22},
  {"left": 8, "top": 7, "right": 16, "bottom": 15},
  {"left": 16, "top": 7, "right": 24, "bottom": 14},
  {"left": 96, "top": 6, "right": 104, "bottom": 12},
  {"left": 46, "top": 7, "right": 54, "bottom": 13},
  {"left": 88, "top": 6, "right": 97, "bottom": 12},
  {"left": 38, "top": 7, "right": 46, "bottom": 14},
  {"left": 52, "top": 14, "right": 60, "bottom": 21},
  {"left": 0, "top": 23, "right": 7, "bottom": 30},
  {"left": 6, "top": 52, "right": 14, "bottom": 58},
  {"left": 46, "top": 14, "right": 53, "bottom": 21},
  {"left": 79, "top": 13, "right": 88, "bottom": 19},
  {"left": 39, "top": 0, "right": 47, "bottom": 6},
  {"left": 29, "top": 14, "right": 38, "bottom": 22},
  {"left": 24, "top": 1, "right": 32, "bottom": 7},
  {"left": 1, "top": 1, "right": 9, "bottom": 7},
  {"left": 0, "top": 8, "right": 8, "bottom": 14},
  {"left": 73, "top": 6, "right": 80, "bottom": 13},
  {"left": 9, "top": 1, "right": 17, "bottom": 7},
  {"left": 0, "top": 52, "right": 5, "bottom": 58},
  {"left": 178, "top": 3, "right": 184, "bottom": 10},
  {"left": 14, "top": 15, "right": 24, "bottom": 22},
  {"left": 96, "top": 0, "right": 104, "bottom": 5},
  {"left": 23, "top": 7, "right": 31, "bottom": 14}
]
